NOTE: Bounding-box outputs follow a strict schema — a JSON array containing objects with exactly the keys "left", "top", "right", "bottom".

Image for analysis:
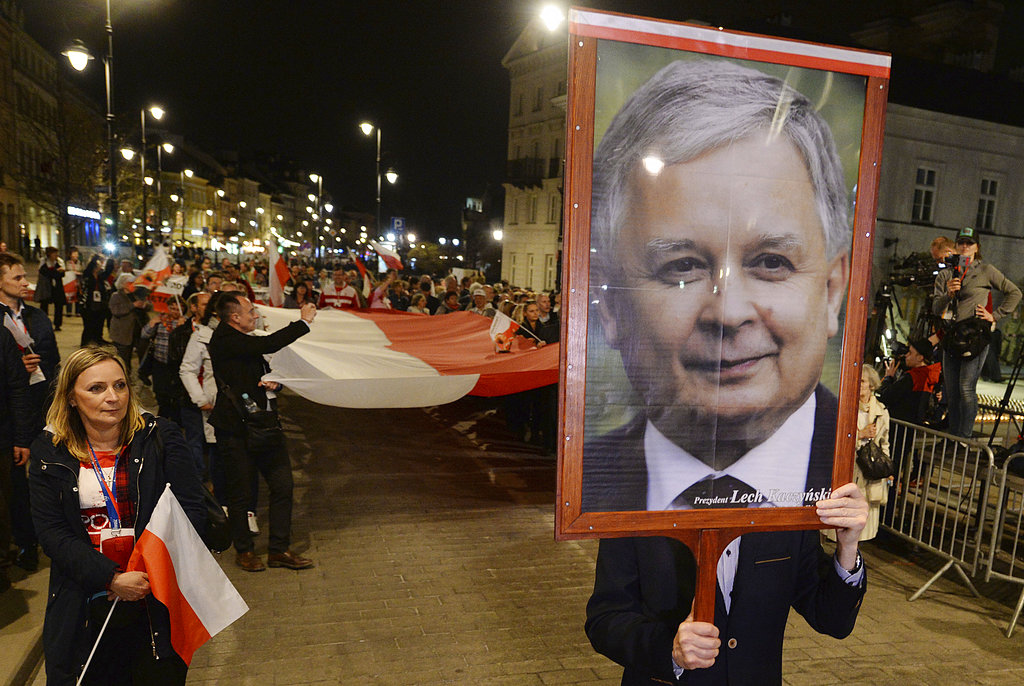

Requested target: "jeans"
[
  {"left": 215, "top": 429, "right": 293, "bottom": 555},
  {"left": 943, "top": 345, "right": 988, "bottom": 438}
]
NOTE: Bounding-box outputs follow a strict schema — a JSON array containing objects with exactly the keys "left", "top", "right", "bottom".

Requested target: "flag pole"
[
  {"left": 76, "top": 597, "right": 120, "bottom": 686},
  {"left": 519, "top": 326, "right": 544, "bottom": 343}
]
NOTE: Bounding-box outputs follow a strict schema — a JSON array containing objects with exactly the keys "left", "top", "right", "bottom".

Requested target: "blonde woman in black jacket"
[{"left": 29, "top": 345, "right": 205, "bottom": 685}]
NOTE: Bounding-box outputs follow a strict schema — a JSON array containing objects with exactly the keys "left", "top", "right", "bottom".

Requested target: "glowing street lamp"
[
  {"left": 359, "top": 122, "right": 399, "bottom": 236},
  {"left": 63, "top": 12, "right": 121, "bottom": 237}
]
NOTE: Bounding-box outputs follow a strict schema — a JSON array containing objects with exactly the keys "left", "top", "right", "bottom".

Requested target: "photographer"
[{"left": 932, "top": 228, "right": 1020, "bottom": 438}]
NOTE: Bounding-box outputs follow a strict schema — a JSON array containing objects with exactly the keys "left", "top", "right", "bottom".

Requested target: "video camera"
[{"left": 889, "top": 253, "right": 940, "bottom": 288}]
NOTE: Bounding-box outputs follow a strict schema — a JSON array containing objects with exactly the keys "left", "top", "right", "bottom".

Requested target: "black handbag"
[
  {"left": 943, "top": 316, "right": 991, "bottom": 359},
  {"left": 201, "top": 486, "right": 231, "bottom": 553},
  {"left": 150, "top": 422, "right": 232, "bottom": 552},
  {"left": 856, "top": 439, "right": 894, "bottom": 480},
  {"left": 221, "top": 384, "right": 285, "bottom": 450}
]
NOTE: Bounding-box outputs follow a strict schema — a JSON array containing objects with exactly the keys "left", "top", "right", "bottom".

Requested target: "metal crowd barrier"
[
  {"left": 882, "top": 419, "right": 994, "bottom": 602},
  {"left": 983, "top": 453, "right": 1024, "bottom": 637}
]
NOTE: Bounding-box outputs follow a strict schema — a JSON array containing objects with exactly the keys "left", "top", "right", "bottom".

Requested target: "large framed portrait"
[{"left": 556, "top": 9, "right": 891, "bottom": 538}]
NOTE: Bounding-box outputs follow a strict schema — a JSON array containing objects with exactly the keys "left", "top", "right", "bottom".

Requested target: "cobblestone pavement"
[{"left": 3, "top": 302, "right": 1024, "bottom": 685}]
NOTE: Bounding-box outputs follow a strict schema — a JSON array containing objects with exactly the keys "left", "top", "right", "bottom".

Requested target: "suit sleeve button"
[{"left": 727, "top": 638, "right": 738, "bottom": 649}]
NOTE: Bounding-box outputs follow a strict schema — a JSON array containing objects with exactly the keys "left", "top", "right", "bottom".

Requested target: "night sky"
[{"left": 21, "top": 1, "right": 1021, "bottom": 239}]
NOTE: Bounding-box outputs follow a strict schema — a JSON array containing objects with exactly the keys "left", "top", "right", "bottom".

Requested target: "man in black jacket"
[
  {"left": 207, "top": 292, "right": 316, "bottom": 572},
  {"left": 0, "top": 325, "right": 32, "bottom": 592},
  {"left": 0, "top": 251, "right": 59, "bottom": 572}
]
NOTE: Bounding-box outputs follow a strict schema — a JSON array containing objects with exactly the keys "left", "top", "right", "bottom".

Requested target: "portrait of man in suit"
[
  {"left": 582, "top": 57, "right": 857, "bottom": 513},
  {"left": 576, "top": 47, "right": 875, "bottom": 686}
]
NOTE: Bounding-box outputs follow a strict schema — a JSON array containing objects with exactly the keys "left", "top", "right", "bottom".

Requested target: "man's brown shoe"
[
  {"left": 267, "top": 550, "right": 314, "bottom": 570},
  {"left": 235, "top": 551, "right": 266, "bottom": 572}
]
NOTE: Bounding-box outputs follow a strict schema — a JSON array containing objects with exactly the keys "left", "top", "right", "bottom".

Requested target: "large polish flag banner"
[
  {"left": 260, "top": 306, "right": 558, "bottom": 408},
  {"left": 126, "top": 485, "right": 248, "bottom": 665}
]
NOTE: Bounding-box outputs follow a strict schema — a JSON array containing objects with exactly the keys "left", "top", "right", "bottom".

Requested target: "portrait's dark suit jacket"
[
  {"left": 581, "top": 385, "right": 838, "bottom": 513},
  {"left": 582, "top": 386, "right": 865, "bottom": 685}
]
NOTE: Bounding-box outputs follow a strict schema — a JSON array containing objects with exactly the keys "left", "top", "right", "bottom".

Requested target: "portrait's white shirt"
[{"left": 644, "top": 393, "right": 816, "bottom": 613}]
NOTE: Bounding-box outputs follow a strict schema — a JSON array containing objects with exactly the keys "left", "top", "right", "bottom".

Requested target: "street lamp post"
[
  {"left": 62, "top": 0, "right": 118, "bottom": 238},
  {"left": 359, "top": 122, "right": 398, "bottom": 237},
  {"left": 156, "top": 142, "right": 173, "bottom": 232},
  {"left": 309, "top": 173, "right": 322, "bottom": 262},
  {"left": 177, "top": 168, "right": 192, "bottom": 243},
  {"left": 140, "top": 106, "right": 164, "bottom": 234}
]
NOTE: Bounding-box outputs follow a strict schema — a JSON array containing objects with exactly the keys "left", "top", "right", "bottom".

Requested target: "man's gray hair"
[{"left": 592, "top": 60, "right": 850, "bottom": 278}]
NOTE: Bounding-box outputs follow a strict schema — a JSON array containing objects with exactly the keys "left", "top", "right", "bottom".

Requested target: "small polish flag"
[
  {"left": 489, "top": 310, "right": 520, "bottom": 351},
  {"left": 62, "top": 271, "right": 79, "bottom": 297},
  {"left": 347, "top": 248, "right": 371, "bottom": 299},
  {"left": 267, "top": 240, "right": 290, "bottom": 307},
  {"left": 369, "top": 240, "right": 403, "bottom": 271},
  {"left": 127, "top": 246, "right": 171, "bottom": 292},
  {"left": 126, "top": 485, "right": 248, "bottom": 665}
]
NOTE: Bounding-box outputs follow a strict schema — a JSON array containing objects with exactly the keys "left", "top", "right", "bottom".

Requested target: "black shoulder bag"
[
  {"left": 220, "top": 383, "right": 285, "bottom": 451},
  {"left": 855, "top": 420, "right": 894, "bottom": 480},
  {"left": 150, "top": 421, "right": 231, "bottom": 552}
]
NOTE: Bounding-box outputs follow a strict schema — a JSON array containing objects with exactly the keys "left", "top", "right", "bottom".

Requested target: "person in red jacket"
[{"left": 317, "top": 270, "right": 359, "bottom": 310}]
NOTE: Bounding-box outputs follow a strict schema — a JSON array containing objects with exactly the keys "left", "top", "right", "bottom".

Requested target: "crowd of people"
[{"left": 0, "top": 241, "right": 562, "bottom": 684}]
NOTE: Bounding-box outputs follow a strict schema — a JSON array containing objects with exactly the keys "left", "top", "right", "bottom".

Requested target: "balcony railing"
[{"left": 506, "top": 157, "right": 562, "bottom": 188}]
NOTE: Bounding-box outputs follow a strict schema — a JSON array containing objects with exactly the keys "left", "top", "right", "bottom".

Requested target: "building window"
[
  {"left": 528, "top": 195, "right": 538, "bottom": 223},
  {"left": 545, "top": 254, "right": 556, "bottom": 290},
  {"left": 514, "top": 93, "right": 523, "bottom": 116},
  {"left": 548, "top": 195, "right": 560, "bottom": 224},
  {"left": 533, "top": 85, "right": 544, "bottom": 112},
  {"left": 510, "top": 197, "right": 519, "bottom": 224},
  {"left": 527, "top": 253, "right": 536, "bottom": 286},
  {"left": 912, "top": 167, "right": 936, "bottom": 224},
  {"left": 976, "top": 178, "right": 998, "bottom": 232}
]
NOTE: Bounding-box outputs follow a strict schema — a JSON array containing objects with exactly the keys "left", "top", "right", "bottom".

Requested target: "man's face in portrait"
[{"left": 599, "top": 134, "right": 848, "bottom": 463}]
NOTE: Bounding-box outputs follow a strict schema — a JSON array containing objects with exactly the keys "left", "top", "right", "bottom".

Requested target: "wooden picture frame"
[{"left": 556, "top": 8, "right": 891, "bottom": 541}]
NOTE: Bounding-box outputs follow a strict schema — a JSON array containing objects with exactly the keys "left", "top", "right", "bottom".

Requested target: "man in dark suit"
[
  {"left": 208, "top": 292, "right": 317, "bottom": 572},
  {"left": 0, "top": 251, "right": 59, "bottom": 572},
  {"left": 582, "top": 60, "right": 868, "bottom": 683}
]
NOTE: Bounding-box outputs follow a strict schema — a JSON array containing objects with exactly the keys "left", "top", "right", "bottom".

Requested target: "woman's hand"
[
  {"left": 108, "top": 571, "right": 150, "bottom": 602},
  {"left": 946, "top": 277, "right": 961, "bottom": 296},
  {"left": 857, "top": 423, "right": 877, "bottom": 441},
  {"left": 976, "top": 305, "right": 995, "bottom": 323}
]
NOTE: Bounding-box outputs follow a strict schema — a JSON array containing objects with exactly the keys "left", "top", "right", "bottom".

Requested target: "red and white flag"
[
  {"left": 369, "top": 240, "right": 403, "bottom": 271},
  {"left": 267, "top": 239, "right": 290, "bottom": 307},
  {"left": 62, "top": 271, "right": 78, "bottom": 298},
  {"left": 347, "top": 248, "right": 371, "bottom": 299},
  {"left": 127, "top": 246, "right": 172, "bottom": 292},
  {"left": 126, "top": 485, "right": 248, "bottom": 665},
  {"left": 259, "top": 307, "right": 556, "bottom": 407},
  {"left": 489, "top": 310, "right": 520, "bottom": 342}
]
